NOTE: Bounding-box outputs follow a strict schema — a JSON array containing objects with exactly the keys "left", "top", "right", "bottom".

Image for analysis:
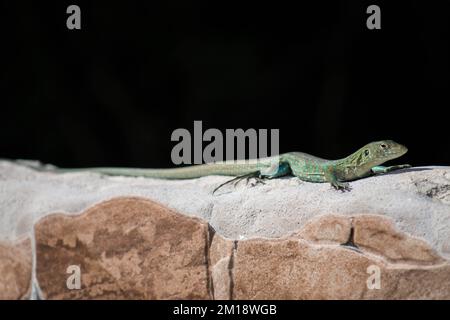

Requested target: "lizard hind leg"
[
  {"left": 213, "top": 171, "right": 263, "bottom": 194},
  {"left": 245, "top": 173, "right": 266, "bottom": 187},
  {"left": 212, "top": 162, "right": 291, "bottom": 194}
]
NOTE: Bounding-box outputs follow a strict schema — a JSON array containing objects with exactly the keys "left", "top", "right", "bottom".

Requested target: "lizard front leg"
[
  {"left": 371, "top": 164, "right": 411, "bottom": 174},
  {"left": 324, "top": 169, "right": 352, "bottom": 192}
]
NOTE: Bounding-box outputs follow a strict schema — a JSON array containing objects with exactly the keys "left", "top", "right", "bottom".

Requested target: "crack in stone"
[
  {"left": 30, "top": 227, "right": 43, "bottom": 300},
  {"left": 340, "top": 218, "right": 361, "bottom": 252},
  {"left": 205, "top": 225, "right": 215, "bottom": 300},
  {"left": 228, "top": 240, "right": 238, "bottom": 300}
]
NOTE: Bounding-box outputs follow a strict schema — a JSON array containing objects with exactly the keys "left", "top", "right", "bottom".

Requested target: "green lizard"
[{"left": 52, "top": 140, "right": 410, "bottom": 192}]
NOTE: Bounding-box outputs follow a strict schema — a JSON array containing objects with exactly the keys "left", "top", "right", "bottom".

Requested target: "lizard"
[{"left": 49, "top": 140, "right": 410, "bottom": 193}]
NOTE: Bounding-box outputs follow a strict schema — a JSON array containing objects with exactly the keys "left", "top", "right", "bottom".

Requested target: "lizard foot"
[
  {"left": 384, "top": 164, "right": 411, "bottom": 173},
  {"left": 246, "top": 175, "right": 266, "bottom": 187},
  {"left": 331, "top": 181, "right": 352, "bottom": 192},
  {"left": 213, "top": 171, "right": 262, "bottom": 194}
]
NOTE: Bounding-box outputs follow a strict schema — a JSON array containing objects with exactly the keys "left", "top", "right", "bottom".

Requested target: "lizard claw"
[{"left": 331, "top": 181, "right": 352, "bottom": 192}]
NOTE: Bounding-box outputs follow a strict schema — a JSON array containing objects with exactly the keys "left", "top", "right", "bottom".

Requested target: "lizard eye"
[
  {"left": 380, "top": 144, "right": 387, "bottom": 149},
  {"left": 364, "top": 149, "right": 370, "bottom": 156}
]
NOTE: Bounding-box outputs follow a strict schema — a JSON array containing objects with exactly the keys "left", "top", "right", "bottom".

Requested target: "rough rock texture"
[
  {"left": 35, "top": 198, "right": 212, "bottom": 299},
  {"left": 232, "top": 215, "right": 450, "bottom": 299},
  {"left": 0, "top": 238, "right": 32, "bottom": 299},
  {"left": 0, "top": 161, "right": 450, "bottom": 299}
]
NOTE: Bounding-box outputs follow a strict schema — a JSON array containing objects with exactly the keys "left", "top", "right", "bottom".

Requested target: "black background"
[
  {"left": 2, "top": 0, "right": 449, "bottom": 168},
  {"left": 2, "top": 300, "right": 447, "bottom": 319}
]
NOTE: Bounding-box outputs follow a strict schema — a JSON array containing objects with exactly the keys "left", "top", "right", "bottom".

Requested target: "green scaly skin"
[{"left": 53, "top": 140, "right": 410, "bottom": 192}]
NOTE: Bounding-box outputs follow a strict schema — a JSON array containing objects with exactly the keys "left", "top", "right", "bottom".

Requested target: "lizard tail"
[{"left": 52, "top": 163, "right": 258, "bottom": 179}]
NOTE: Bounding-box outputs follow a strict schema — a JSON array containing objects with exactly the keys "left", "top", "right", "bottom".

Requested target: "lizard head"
[
  {"left": 337, "top": 140, "right": 408, "bottom": 180},
  {"left": 359, "top": 140, "right": 408, "bottom": 165}
]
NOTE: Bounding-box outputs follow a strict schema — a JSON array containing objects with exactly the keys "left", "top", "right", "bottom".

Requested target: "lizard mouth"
[{"left": 386, "top": 145, "right": 408, "bottom": 158}]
